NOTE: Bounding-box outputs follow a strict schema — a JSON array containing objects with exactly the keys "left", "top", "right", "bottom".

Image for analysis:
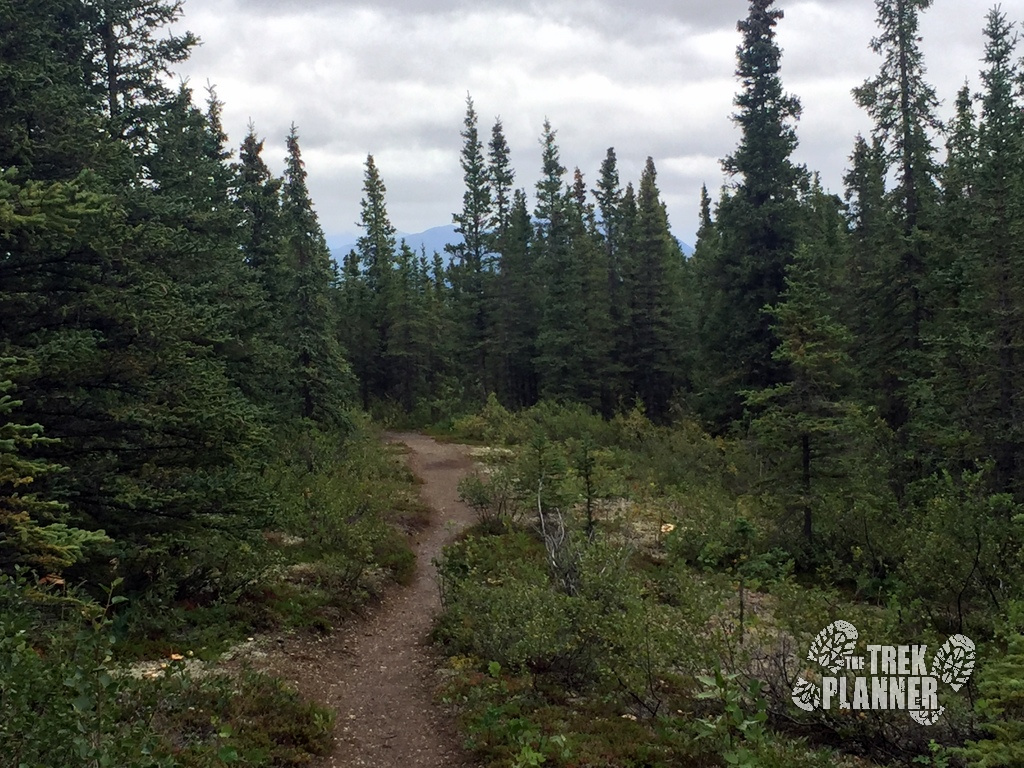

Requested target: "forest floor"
[{"left": 234, "top": 432, "right": 478, "bottom": 768}]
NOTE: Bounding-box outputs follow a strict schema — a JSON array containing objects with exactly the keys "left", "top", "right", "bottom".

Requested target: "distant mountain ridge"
[
  {"left": 327, "top": 224, "right": 693, "bottom": 260},
  {"left": 326, "top": 225, "right": 461, "bottom": 261}
]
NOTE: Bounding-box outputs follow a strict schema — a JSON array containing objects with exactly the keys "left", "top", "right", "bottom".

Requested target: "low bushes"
[
  {"left": 433, "top": 400, "right": 999, "bottom": 767},
  {"left": 1, "top": 415, "right": 418, "bottom": 766},
  {"left": 0, "top": 572, "right": 334, "bottom": 767}
]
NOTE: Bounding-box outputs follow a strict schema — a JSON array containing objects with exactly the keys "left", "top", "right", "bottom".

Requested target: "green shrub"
[
  {"left": 0, "top": 573, "right": 172, "bottom": 767},
  {"left": 458, "top": 467, "right": 528, "bottom": 534},
  {"left": 436, "top": 530, "right": 687, "bottom": 698},
  {"left": 1, "top": 572, "right": 334, "bottom": 768},
  {"left": 956, "top": 603, "right": 1024, "bottom": 767},
  {"left": 520, "top": 400, "right": 615, "bottom": 446},
  {"left": 450, "top": 392, "right": 523, "bottom": 444}
]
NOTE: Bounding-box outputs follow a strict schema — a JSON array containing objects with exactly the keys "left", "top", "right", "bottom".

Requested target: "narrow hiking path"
[{"left": 256, "top": 432, "right": 477, "bottom": 768}]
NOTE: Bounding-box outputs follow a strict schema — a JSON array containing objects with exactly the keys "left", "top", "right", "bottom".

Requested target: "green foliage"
[
  {"left": 1, "top": 363, "right": 111, "bottom": 573},
  {"left": 436, "top": 529, "right": 680, "bottom": 695},
  {"left": 897, "top": 468, "right": 1022, "bottom": 633},
  {"left": 0, "top": 573, "right": 165, "bottom": 767},
  {"left": 458, "top": 469, "right": 525, "bottom": 534},
  {"left": 265, "top": 418, "right": 418, "bottom": 590},
  {"left": 281, "top": 127, "right": 355, "bottom": 427},
  {"left": 695, "top": 668, "right": 769, "bottom": 767},
  {"left": 695, "top": 0, "right": 806, "bottom": 428},
  {"left": 447, "top": 95, "right": 497, "bottom": 398},
  {"left": 620, "top": 157, "right": 685, "bottom": 422},
  {"left": 153, "top": 671, "right": 334, "bottom": 767},
  {"left": 957, "top": 604, "right": 1024, "bottom": 767},
  {"left": 9, "top": 0, "right": 1024, "bottom": 765},
  {"left": 451, "top": 392, "right": 521, "bottom": 444},
  {"left": 0, "top": 572, "right": 332, "bottom": 768},
  {"left": 108, "top": 418, "right": 416, "bottom": 656},
  {"left": 437, "top": 401, "right": 984, "bottom": 766}
]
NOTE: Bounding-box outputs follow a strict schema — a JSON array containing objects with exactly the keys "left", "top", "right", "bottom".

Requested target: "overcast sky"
[{"left": 172, "top": 0, "right": 1023, "bottom": 244}]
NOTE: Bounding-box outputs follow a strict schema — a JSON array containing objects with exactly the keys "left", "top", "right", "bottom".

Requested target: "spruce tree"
[
  {"left": 953, "top": 10, "right": 1024, "bottom": 495},
  {"left": 533, "top": 120, "right": 584, "bottom": 402},
  {"left": 280, "top": 125, "right": 352, "bottom": 426},
  {"left": 622, "top": 158, "right": 684, "bottom": 421},
  {"left": 337, "top": 248, "right": 376, "bottom": 409},
  {"left": 841, "top": 134, "right": 890, "bottom": 396},
  {"left": 697, "top": 0, "right": 805, "bottom": 429},
  {"left": 447, "top": 95, "right": 495, "bottom": 398},
  {"left": 852, "top": 0, "right": 941, "bottom": 433},
  {"left": 594, "top": 148, "right": 623, "bottom": 264},
  {"left": 686, "top": 185, "right": 721, "bottom": 411},
  {"left": 1, "top": 0, "right": 270, "bottom": 545},
  {"left": 84, "top": 0, "right": 198, "bottom": 152},
  {"left": 381, "top": 243, "right": 433, "bottom": 411},
  {"left": 488, "top": 117, "right": 515, "bottom": 249},
  {"left": 145, "top": 87, "right": 279, "bottom": 418},
  {"left": 352, "top": 154, "right": 398, "bottom": 407},
  {"left": 744, "top": 183, "right": 883, "bottom": 559},
  {"left": 594, "top": 148, "right": 629, "bottom": 404},
  {"left": 0, "top": 372, "right": 109, "bottom": 574},
  {"left": 230, "top": 126, "right": 295, "bottom": 417},
  {"left": 236, "top": 125, "right": 287, "bottom": 307},
  {"left": 496, "top": 189, "right": 540, "bottom": 408},
  {"left": 568, "top": 167, "right": 613, "bottom": 412},
  {"left": 357, "top": 154, "right": 397, "bottom": 296}
]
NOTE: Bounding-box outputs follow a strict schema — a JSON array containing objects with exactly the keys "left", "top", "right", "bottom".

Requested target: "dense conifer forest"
[{"left": 4, "top": 0, "right": 1024, "bottom": 766}]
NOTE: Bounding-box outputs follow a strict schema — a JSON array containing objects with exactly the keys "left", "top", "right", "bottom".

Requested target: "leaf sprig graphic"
[
  {"left": 932, "top": 634, "right": 976, "bottom": 692},
  {"left": 807, "top": 620, "right": 859, "bottom": 673},
  {"left": 791, "top": 677, "right": 821, "bottom": 712},
  {"left": 909, "top": 708, "right": 943, "bottom": 726}
]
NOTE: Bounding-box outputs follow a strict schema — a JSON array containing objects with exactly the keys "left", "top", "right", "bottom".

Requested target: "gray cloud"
[
  {"left": 237, "top": 0, "right": 753, "bottom": 30},
  {"left": 174, "top": 0, "right": 1024, "bottom": 244}
]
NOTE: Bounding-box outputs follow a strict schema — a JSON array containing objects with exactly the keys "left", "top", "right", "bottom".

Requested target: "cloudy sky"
[{"left": 172, "top": 0, "right": 1023, "bottom": 245}]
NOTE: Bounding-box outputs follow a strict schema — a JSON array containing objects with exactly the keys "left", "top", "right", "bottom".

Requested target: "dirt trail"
[{"left": 258, "top": 432, "right": 477, "bottom": 768}]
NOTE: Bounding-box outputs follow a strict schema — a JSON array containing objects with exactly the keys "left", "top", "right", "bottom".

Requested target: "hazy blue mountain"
[
  {"left": 403, "top": 225, "right": 463, "bottom": 256},
  {"left": 327, "top": 225, "right": 462, "bottom": 261},
  {"left": 325, "top": 232, "right": 361, "bottom": 259},
  {"left": 328, "top": 224, "right": 692, "bottom": 260}
]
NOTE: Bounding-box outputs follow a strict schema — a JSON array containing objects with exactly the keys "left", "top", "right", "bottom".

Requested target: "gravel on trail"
[{"left": 253, "top": 432, "right": 479, "bottom": 768}]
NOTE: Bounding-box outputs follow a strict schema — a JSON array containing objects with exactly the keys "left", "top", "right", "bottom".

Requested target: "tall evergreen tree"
[
  {"left": 744, "top": 183, "right": 884, "bottom": 560},
  {"left": 495, "top": 190, "right": 540, "bottom": 408},
  {"left": 146, "top": 87, "right": 278, "bottom": 413},
  {"left": 533, "top": 120, "right": 585, "bottom": 402},
  {"left": 337, "top": 248, "right": 376, "bottom": 409},
  {"left": 1, "top": 0, "right": 270, "bottom": 546},
  {"left": 686, "top": 185, "right": 720, "bottom": 408},
  {"left": 488, "top": 117, "right": 515, "bottom": 249},
  {"left": 942, "top": 10, "right": 1024, "bottom": 496},
  {"left": 568, "top": 167, "right": 614, "bottom": 412},
  {"left": 594, "top": 148, "right": 630, "bottom": 404},
  {"left": 381, "top": 242, "right": 434, "bottom": 411},
  {"left": 280, "top": 125, "right": 352, "bottom": 426},
  {"left": 697, "top": 0, "right": 805, "bottom": 429},
  {"left": 447, "top": 95, "right": 495, "bottom": 398},
  {"left": 235, "top": 125, "right": 287, "bottom": 306},
  {"left": 841, "top": 134, "right": 890, "bottom": 393},
  {"left": 351, "top": 154, "right": 398, "bottom": 407},
  {"left": 622, "top": 158, "right": 684, "bottom": 421},
  {"left": 230, "top": 125, "right": 297, "bottom": 416},
  {"left": 594, "top": 148, "right": 623, "bottom": 264},
  {"left": 83, "top": 0, "right": 197, "bottom": 153},
  {"left": 852, "top": 0, "right": 941, "bottom": 432},
  {"left": 356, "top": 154, "right": 397, "bottom": 296}
]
